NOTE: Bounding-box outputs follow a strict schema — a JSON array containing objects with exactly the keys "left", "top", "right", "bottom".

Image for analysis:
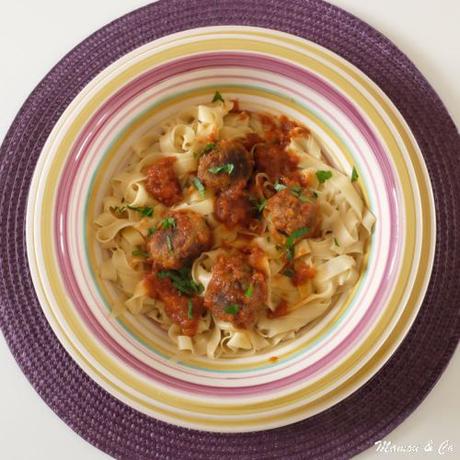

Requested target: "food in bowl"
[{"left": 95, "top": 92, "right": 375, "bottom": 358}]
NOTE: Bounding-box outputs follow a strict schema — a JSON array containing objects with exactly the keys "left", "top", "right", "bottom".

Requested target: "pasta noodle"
[{"left": 94, "top": 92, "right": 375, "bottom": 359}]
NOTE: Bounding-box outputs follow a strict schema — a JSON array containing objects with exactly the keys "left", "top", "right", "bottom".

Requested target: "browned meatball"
[
  {"left": 148, "top": 210, "right": 212, "bottom": 269},
  {"left": 204, "top": 250, "right": 267, "bottom": 328},
  {"left": 215, "top": 184, "right": 254, "bottom": 228},
  {"left": 145, "top": 157, "right": 182, "bottom": 206},
  {"left": 197, "top": 140, "right": 254, "bottom": 192},
  {"left": 264, "top": 188, "right": 319, "bottom": 236}
]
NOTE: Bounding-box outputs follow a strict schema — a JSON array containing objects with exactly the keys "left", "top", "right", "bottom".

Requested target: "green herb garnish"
[
  {"left": 274, "top": 181, "right": 287, "bottom": 192},
  {"left": 282, "top": 268, "right": 295, "bottom": 278},
  {"left": 212, "top": 91, "right": 224, "bottom": 103},
  {"left": 187, "top": 299, "right": 194, "bottom": 319},
  {"left": 208, "top": 163, "right": 234, "bottom": 175},
  {"left": 351, "top": 166, "right": 359, "bottom": 182},
  {"left": 316, "top": 170, "right": 332, "bottom": 184},
  {"left": 147, "top": 226, "right": 157, "bottom": 236},
  {"left": 195, "top": 142, "right": 216, "bottom": 160},
  {"left": 285, "top": 226, "right": 310, "bottom": 260},
  {"left": 192, "top": 177, "right": 206, "bottom": 198},
  {"left": 250, "top": 197, "right": 267, "bottom": 213},
  {"left": 202, "top": 143, "right": 216, "bottom": 154},
  {"left": 298, "top": 194, "right": 312, "bottom": 203},
  {"left": 160, "top": 217, "right": 176, "bottom": 230},
  {"left": 224, "top": 304, "right": 240, "bottom": 315},
  {"left": 290, "top": 184, "right": 302, "bottom": 196},
  {"left": 289, "top": 185, "right": 311, "bottom": 203},
  {"left": 157, "top": 268, "right": 204, "bottom": 296},
  {"left": 166, "top": 235, "right": 173, "bottom": 253},
  {"left": 334, "top": 237, "right": 340, "bottom": 247},
  {"left": 132, "top": 248, "right": 149, "bottom": 258},
  {"left": 244, "top": 284, "right": 254, "bottom": 298},
  {"left": 127, "top": 205, "right": 154, "bottom": 217}
]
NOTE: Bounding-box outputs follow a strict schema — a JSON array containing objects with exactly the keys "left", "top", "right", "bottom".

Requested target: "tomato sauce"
[
  {"left": 268, "top": 300, "right": 289, "bottom": 319},
  {"left": 253, "top": 114, "right": 310, "bottom": 184},
  {"left": 241, "top": 133, "right": 263, "bottom": 152},
  {"left": 292, "top": 263, "right": 316, "bottom": 286},
  {"left": 144, "top": 272, "right": 202, "bottom": 336},
  {"left": 215, "top": 185, "right": 254, "bottom": 228},
  {"left": 145, "top": 157, "right": 182, "bottom": 206}
]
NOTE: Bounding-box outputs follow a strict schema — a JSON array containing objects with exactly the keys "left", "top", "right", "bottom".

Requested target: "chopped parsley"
[
  {"left": 212, "top": 91, "right": 224, "bottom": 103},
  {"left": 160, "top": 217, "right": 176, "bottom": 230},
  {"left": 202, "top": 143, "right": 216, "bottom": 154},
  {"left": 195, "top": 142, "right": 216, "bottom": 160},
  {"left": 250, "top": 197, "right": 267, "bottom": 214},
  {"left": 274, "top": 181, "right": 287, "bottom": 192},
  {"left": 208, "top": 163, "right": 234, "bottom": 175},
  {"left": 166, "top": 235, "right": 173, "bottom": 253},
  {"left": 282, "top": 267, "right": 295, "bottom": 278},
  {"left": 285, "top": 226, "right": 310, "bottom": 260},
  {"left": 290, "top": 184, "right": 302, "bottom": 196},
  {"left": 192, "top": 177, "right": 206, "bottom": 198},
  {"left": 351, "top": 166, "right": 359, "bottom": 182},
  {"left": 187, "top": 299, "right": 194, "bottom": 319},
  {"left": 244, "top": 284, "right": 254, "bottom": 298},
  {"left": 127, "top": 205, "right": 154, "bottom": 217},
  {"left": 132, "top": 248, "right": 149, "bottom": 258},
  {"left": 147, "top": 226, "right": 157, "bottom": 236},
  {"left": 334, "top": 237, "right": 340, "bottom": 247},
  {"left": 224, "top": 304, "right": 240, "bottom": 315},
  {"left": 298, "top": 194, "right": 312, "bottom": 203},
  {"left": 316, "top": 170, "right": 332, "bottom": 184},
  {"left": 157, "top": 268, "right": 204, "bottom": 296},
  {"left": 289, "top": 185, "right": 311, "bottom": 203}
]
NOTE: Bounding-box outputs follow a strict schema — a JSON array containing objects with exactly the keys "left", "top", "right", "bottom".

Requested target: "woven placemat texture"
[{"left": 0, "top": 0, "right": 459, "bottom": 458}]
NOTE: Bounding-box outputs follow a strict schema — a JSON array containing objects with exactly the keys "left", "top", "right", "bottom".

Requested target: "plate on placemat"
[
  {"left": 1, "top": 0, "right": 458, "bottom": 458},
  {"left": 25, "top": 26, "right": 435, "bottom": 432}
]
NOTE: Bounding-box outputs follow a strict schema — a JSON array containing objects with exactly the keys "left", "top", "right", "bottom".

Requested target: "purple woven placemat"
[{"left": 0, "top": 0, "right": 459, "bottom": 458}]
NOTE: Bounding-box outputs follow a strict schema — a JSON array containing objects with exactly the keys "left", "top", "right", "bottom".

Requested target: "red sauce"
[
  {"left": 246, "top": 246, "right": 267, "bottom": 273},
  {"left": 253, "top": 114, "right": 311, "bottom": 183},
  {"left": 215, "top": 185, "right": 254, "bottom": 228},
  {"left": 144, "top": 272, "right": 202, "bottom": 336},
  {"left": 230, "top": 99, "right": 241, "bottom": 113},
  {"left": 268, "top": 300, "right": 289, "bottom": 319},
  {"left": 254, "top": 143, "right": 301, "bottom": 182},
  {"left": 145, "top": 157, "right": 182, "bottom": 206},
  {"left": 292, "top": 263, "right": 316, "bottom": 286},
  {"left": 241, "top": 133, "right": 263, "bottom": 152}
]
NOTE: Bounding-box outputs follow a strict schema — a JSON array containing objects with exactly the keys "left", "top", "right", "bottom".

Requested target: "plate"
[{"left": 26, "top": 26, "right": 435, "bottom": 432}]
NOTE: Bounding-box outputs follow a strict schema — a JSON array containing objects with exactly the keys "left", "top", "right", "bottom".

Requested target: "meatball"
[
  {"left": 215, "top": 184, "right": 254, "bottom": 228},
  {"left": 204, "top": 250, "right": 268, "bottom": 328},
  {"left": 264, "top": 188, "right": 319, "bottom": 236},
  {"left": 197, "top": 140, "right": 253, "bottom": 191},
  {"left": 145, "top": 157, "right": 182, "bottom": 206},
  {"left": 148, "top": 210, "right": 212, "bottom": 269}
]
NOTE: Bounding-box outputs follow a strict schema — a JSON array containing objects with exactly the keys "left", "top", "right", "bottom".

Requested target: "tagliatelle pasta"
[{"left": 94, "top": 92, "right": 375, "bottom": 359}]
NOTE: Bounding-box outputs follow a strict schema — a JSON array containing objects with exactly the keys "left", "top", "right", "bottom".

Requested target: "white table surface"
[{"left": 0, "top": 1, "right": 458, "bottom": 458}]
